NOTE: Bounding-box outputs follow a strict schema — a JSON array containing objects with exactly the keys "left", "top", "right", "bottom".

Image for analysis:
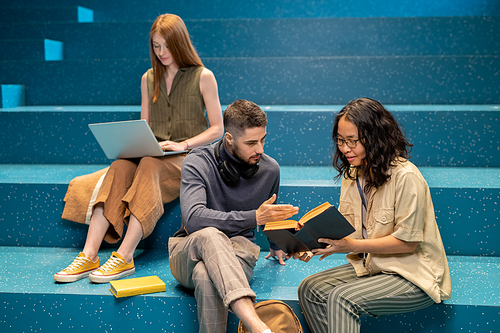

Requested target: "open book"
[{"left": 263, "top": 202, "right": 355, "bottom": 254}]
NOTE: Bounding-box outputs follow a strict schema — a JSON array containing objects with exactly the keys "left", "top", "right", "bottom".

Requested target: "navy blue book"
[{"left": 263, "top": 202, "right": 355, "bottom": 254}]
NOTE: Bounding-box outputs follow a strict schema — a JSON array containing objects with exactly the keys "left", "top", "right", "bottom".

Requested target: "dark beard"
[{"left": 232, "top": 141, "right": 260, "bottom": 166}]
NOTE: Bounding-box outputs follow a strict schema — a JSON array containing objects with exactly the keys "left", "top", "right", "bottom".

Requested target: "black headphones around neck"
[{"left": 214, "top": 140, "right": 259, "bottom": 184}]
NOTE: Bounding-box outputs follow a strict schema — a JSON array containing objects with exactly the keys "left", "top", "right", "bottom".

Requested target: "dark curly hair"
[{"left": 332, "top": 97, "right": 413, "bottom": 191}]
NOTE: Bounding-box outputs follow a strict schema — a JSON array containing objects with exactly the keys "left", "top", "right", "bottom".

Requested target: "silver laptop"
[{"left": 88, "top": 119, "right": 187, "bottom": 159}]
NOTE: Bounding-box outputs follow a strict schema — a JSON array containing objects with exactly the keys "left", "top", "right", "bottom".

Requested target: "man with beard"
[{"left": 168, "top": 99, "right": 298, "bottom": 333}]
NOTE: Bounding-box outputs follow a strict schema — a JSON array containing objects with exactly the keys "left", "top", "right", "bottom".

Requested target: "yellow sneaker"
[
  {"left": 54, "top": 252, "right": 100, "bottom": 283},
  {"left": 89, "top": 252, "right": 135, "bottom": 283}
]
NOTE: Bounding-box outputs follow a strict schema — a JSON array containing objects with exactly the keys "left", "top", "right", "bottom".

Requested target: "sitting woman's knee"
[
  {"left": 109, "top": 159, "right": 138, "bottom": 175},
  {"left": 298, "top": 275, "right": 314, "bottom": 300},
  {"left": 137, "top": 156, "right": 158, "bottom": 169}
]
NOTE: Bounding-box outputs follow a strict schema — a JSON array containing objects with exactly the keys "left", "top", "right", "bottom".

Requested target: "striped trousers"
[{"left": 298, "top": 264, "right": 435, "bottom": 333}]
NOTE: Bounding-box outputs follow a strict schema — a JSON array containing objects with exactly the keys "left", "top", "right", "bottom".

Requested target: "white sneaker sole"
[
  {"left": 54, "top": 268, "right": 98, "bottom": 283},
  {"left": 88, "top": 267, "right": 135, "bottom": 283}
]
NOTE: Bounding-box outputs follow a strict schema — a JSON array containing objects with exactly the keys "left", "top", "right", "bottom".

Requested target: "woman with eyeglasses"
[{"left": 292, "top": 97, "right": 451, "bottom": 333}]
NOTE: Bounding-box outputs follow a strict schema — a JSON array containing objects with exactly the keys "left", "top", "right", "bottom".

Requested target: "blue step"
[
  {"left": 0, "top": 22, "right": 153, "bottom": 61},
  {"left": 0, "top": 106, "right": 139, "bottom": 165},
  {"left": 1, "top": 164, "right": 498, "bottom": 256},
  {"left": 0, "top": 6, "right": 93, "bottom": 24},
  {"left": 1, "top": 55, "right": 498, "bottom": 106},
  {"left": 188, "top": 16, "right": 500, "bottom": 57},
  {"left": 0, "top": 39, "right": 63, "bottom": 61},
  {"left": 265, "top": 105, "right": 500, "bottom": 167},
  {"left": 0, "top": 16, "right": 498, "bottom": 59},
  {"left": 10, "top": 0, "right": 498, "bottom": 21},
  {"left": 0, "top": 247, "right": 498, "bottom": 332},
  {"left": 208, "top": 56, "right": 500, "bottom": 105},
  {"left": 1, "top": 0, "right": 498, "bottom": 331},
  {"left": 1, "top": 105, "right": 498, "bottom": 167}
]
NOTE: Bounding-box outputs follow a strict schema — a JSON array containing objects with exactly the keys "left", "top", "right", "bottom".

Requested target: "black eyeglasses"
[{"left": 333, "top": 136, "right": 360, "bottom": 148}]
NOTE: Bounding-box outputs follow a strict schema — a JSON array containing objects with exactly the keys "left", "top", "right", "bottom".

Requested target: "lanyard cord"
[
  {"left": 356, "top": 174, "right": 369, "bottom": 243},
  {"left": 356, "top": 175, "right": 368, "bottom": 210}
]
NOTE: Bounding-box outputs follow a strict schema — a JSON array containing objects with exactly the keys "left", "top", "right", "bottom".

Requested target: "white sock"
[{"left": 262, "top": 330, "right": 273, "bottom": 333}]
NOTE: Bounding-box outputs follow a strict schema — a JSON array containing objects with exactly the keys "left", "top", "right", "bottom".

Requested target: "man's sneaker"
[
  {"left": 54, "top": 252, "right": 100, "bottom": 283},
  {"left": 89, "top": 252, "right": 135, "bottom": 283}
]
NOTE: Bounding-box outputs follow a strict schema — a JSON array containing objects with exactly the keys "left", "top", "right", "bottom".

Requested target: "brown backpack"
[{"left": 238, "top": 300, "right": 303, "bottom": 333}]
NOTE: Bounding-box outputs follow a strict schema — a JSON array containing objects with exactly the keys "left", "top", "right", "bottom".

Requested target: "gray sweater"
[{"left": 173, "top": 140, "right": 280, "bottom": 243}]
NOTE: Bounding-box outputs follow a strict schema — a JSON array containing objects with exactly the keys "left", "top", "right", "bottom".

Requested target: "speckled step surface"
[
  {"left": 1, "top": 17, "right": 498, "bottom": 59},
  {"left": 1, "top": 55, "right": 499, "bottom": 106},
  {"left": 1, "top": 1, "right": 498, "bottom": 332},
  {"left": 2, "top": 105, "right": 498, "bottom": 167},
  {"left": 0, "top": 39, "right": 63, "bottom": 61},
  {"left": 8, "top": 0, "right": 498, "bottom": 21},
  {"left": 0, "top": 246, "right": 498, "bottom": 333},
  {"left": 1, "top": 164, "right": 499, "bottom": 256},
  {"left": 0, "top": 6, "right": 92, "bottom": 24}
]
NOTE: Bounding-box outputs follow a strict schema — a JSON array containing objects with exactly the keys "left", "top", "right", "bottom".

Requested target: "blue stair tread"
[
  {"left": 0, "top": 105, "right": 141, "bottom": 112},
  {"left": 281, "top": 166, "right": 500, "bottom": 189},
  {"left": 0, "top": 246, "right": 498, "bottom": 307},
  {"left": 3, "top": 104, "right": 498, "bottom": 112},
  {"left": 263, "top": 104, "right": 500, "bottom": 112},
  {"left": 0, "top": 164, "right": 110, "bottom": 184},
  {"left": 2, "top": 164, "right": 499, "bottom": 189},
  {"left": 446, "top": 256, "right": 500, "bottom": 307}
]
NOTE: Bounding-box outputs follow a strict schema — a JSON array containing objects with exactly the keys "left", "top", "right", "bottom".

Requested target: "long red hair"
[{"left": 149, "top": 14, "right": 204, "bottom": 102}]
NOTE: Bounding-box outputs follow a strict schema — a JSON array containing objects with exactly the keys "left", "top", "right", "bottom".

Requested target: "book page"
[
  {"left": 299, "top": 202, "right": 332, "bottom": 224},
  {"left": 263, "top": 220, "right": 300, "bottom": 231}
]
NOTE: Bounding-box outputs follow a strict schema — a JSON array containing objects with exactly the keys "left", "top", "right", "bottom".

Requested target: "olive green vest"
[{"left": 147, "top": 66, "right": 208, "bottom": 142}]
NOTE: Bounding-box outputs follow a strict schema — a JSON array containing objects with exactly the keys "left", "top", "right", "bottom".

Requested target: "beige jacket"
[{"left": 339, "top": 159, "right": 451, "bottom": 303}]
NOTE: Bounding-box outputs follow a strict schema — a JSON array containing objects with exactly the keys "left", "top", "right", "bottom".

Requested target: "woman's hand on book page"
[
  {"left": 256, "top": 194, "right": 299, "bottom": 226},
  {"left": 265, "top": 248, "right": 287, "bottom": 266},
  {"left": 286, "top": 251, "right": 314, "bottom": 262}
]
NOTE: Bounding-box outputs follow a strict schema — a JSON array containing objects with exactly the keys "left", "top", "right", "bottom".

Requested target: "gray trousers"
[
  {"left": 298, "top": 264, "right": 435, "bottom": 333},
  {"left": 168, "top": 227, "right": 260, "bottom": 333}
]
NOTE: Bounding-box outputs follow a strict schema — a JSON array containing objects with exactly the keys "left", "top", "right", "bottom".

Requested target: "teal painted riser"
[
  {"left": 1, "top": 106, "right": 498, "bottom": 167},
  {"left": 7, "top": 0, "right": 499, "bottom": 21},
  {"left": 0, "top": 17, "right": 497, "bottom": 59},
  {"left": 1, "top": 165, "right": 498, "bottom": 256},
  {"left": 1, "top": 248, "right": 498, "bottom": 333},
  {"left": 0, "top": 6, "right": 92, "bottom": 24},
  {"left": 1, "top": 56, "right": 499, "bottom": 106},
  {"left": 0, "top": 40, "right": 62, "bottom": 61}
]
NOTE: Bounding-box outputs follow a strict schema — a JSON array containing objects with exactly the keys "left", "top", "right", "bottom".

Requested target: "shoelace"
[
  {"left": 99, "top": 256, "right": 124, "bottom": 274},
  {"left": 65, "top": 256, "right": 89, "bottom": 272}
]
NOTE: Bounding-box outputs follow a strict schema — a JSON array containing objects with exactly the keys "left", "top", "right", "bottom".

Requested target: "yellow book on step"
[{"left": 109, "top": 275, "right": 166, "bottom": 298}]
